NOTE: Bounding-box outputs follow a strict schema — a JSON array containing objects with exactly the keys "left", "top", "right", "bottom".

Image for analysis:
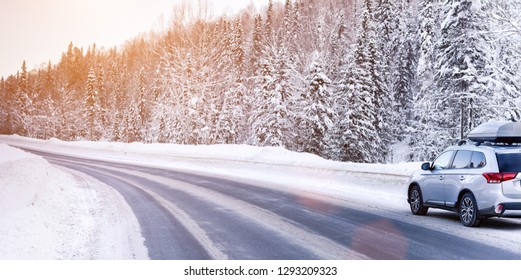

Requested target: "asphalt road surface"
[{"left": 22, "top": 148, "right": 521, "bottom": 260}]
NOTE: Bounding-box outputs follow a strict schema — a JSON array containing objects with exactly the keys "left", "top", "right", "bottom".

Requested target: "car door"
[
  {"left": 422, "top": 150, "right": 455, "bottom": 206},
  {"left": 443, "top": 150, "right": 472, "bottom": 207}
]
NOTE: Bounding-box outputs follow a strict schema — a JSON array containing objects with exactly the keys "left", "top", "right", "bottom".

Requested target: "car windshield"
[{"left": 496, "top": 153, "right": 521, "bottom": 172}]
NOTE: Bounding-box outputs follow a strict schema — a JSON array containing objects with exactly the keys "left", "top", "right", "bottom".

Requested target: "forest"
[{"left": 1, "top": 0, "right": 520, "bottom": 163}]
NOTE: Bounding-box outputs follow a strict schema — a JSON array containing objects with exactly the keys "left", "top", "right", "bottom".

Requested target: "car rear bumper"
[{"left": 480, "top": 203, "right": 521, "bottom": 217}]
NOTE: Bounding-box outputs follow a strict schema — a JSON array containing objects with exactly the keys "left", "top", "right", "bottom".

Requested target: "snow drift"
[{"left": 0, "top": 144, "right": 147, "bottom": 259}]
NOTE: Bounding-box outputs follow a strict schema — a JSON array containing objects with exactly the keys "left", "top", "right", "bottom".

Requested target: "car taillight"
[{"left": 483, "top": 172, "right": 518, "bottom": 183}]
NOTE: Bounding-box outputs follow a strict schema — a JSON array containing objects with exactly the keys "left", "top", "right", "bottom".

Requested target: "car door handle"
[
  {"left": 439, "top": 176, "right": 444, "bottom": 181},
  {"left": 460, "top": 176, "right": 465, "bottom": 181}
]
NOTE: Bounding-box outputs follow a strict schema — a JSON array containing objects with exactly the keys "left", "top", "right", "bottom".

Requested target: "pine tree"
[
  {"left": 0, "top": 76, "right": 14, "bottom": 135},
  {"left": 250, "top": 14, "right": 264, "bottom": 75},
  {"left": 157, "top": 116, "right": 167, "bottom": 143},
  {"left": 265, "top": 0, "right": 274, "bottom": 40},
  {"left": 44, "top": 61, "right": 56, "bottom": 100},
  {"left": 250, "top": 58, "right": 287, "bottom": 146},
  {"left": 15, "top": 61, "right": 31, "bottom": 135},
  {"left": 138, "top": 67, "right": 147, "bottom": 128},
  {"left": 216, "top": 78, "right": 246, "bottom": 144},
  {"left": 231, "top": 18, "right": 245, "bottom": 74},
  {"left": 487, "top": 0, "right": 521, "bottom": 121},
  {"left": 375, "top": 0, "right": 402, "bottom": 86},
  {"left": 126, "top": 103, "right": 141, "bottom": 143},
  {"left": 85, "top": 67, "right": 99, "bottom": 140},
  {"left": 112, "top": 113, "right": 122, "bottom": 142},
  {"left": 338, "top": 0, "right": 384, "bottom": 163},
  {"left": 434, "top": 0, "right": 497, "bottom": 141},
  {"left": 390, "top": 3, "right": 417, "bottom": 143},
  {"left": 409, "top": 0, "right": 442, "bottom": 161},
  {"left": 301, "top": 54, "right": 335, "bottom": 157},
  {"left": 283, "top": 0, "right": 293, "bottom": 40}
]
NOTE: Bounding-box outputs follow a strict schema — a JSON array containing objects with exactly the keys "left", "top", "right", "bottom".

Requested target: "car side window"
[
  {"left": 469, "top": 152, "right": 486, "bottom": 168},
  {"left": 432, "top": 151, "right": 455, "bottom": 170},
  {"left": 451, "top": 150, "right": 472, "bottom": 169}
]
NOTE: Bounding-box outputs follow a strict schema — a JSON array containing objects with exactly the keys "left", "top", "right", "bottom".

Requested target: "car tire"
[
  {"left": 409, "top": 185, "right": 428, "bottom": 215},
  {"left": 459, "top": 192, "right": 481, "bottom": 227}
]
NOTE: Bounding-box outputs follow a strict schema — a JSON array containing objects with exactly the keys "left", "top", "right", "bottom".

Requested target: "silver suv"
[{"left": 407, "top": 122, "right": 521, "bottom": 227}]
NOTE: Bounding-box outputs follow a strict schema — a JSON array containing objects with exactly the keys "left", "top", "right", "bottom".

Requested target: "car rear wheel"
[
  {"left": 409, "top": 185, "right": 428, "bottom": 215},
  {"left": 459, "top": 192, "right": 481, "bottom": 227}
]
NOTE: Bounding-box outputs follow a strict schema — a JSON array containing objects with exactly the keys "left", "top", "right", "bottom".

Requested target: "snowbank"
[
  {"left": 0, "top": 135, "right": 420, "bottom": 177},
  {"left": 0, "top": 144, "right": 147, "bottom": 259}
]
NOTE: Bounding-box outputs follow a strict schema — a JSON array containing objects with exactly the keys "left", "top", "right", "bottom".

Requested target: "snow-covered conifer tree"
[
  {"left": 434, "top": 0, "right": 497, "bottom": 141},
  {"left": 85, "top": 67, "right": 99, "bottom": 140},
  {"left": 487, "top": 0, "right": 521, "bottom": 121},
  {"left": 250, "top": 57, "right": 289, "bottom": 147},
  {"left": 301, "top": 54, "right": 335, "bottom": 157},
  {"left": 337, "top": 0, "right": 384, "bottom": 163},
  {"left": 408, "top": 0, "right": 443, "bottom": 161},
  {"left": 15, "top": 61, "right": 31, "bottom": 135},
  {"left": 265, "top": 0, "right": 274, "bottom": 40},
  {"left": 390, "top": 4, "right": 417, "bottom": 143}
]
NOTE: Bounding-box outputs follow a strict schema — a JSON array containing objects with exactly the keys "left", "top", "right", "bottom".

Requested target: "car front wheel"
[
  {"left": 459, "top": 192, "right": 481, "bottom": 227},
  {"left": 409, "top": 185, "right": 428, "bottom": 215}
]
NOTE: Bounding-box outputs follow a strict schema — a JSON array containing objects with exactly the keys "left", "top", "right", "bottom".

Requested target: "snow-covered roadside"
[
  {"left": 0, "top": 135, "right": 420, "bottom": 208},
  {"left": 0, "top": 135, "right": 419, "bottom": 176},
  {"left": 0, "top": 144, "right": 147, "bottom": 259}
]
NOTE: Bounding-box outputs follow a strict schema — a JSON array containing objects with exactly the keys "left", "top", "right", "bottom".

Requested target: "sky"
[{"left": 0, "top": 0, "right": 275, "bottom": 78}]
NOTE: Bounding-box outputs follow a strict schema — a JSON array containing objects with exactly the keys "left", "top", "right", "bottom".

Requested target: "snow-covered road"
[{"left": 2, "top": 135, "right": 521, "bottom": 259}]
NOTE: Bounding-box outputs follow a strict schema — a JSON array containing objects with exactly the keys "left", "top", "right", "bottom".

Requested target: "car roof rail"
[{"left": 469, "top": 140, "right": 521, "bottom": 147}]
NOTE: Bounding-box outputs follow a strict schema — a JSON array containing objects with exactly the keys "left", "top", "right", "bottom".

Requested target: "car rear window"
[
  {"left": 496, "top": 153, "right": 521, "bottom": 172},
  {"left": 470, "top": 152, "right": 486, "bottom": 168}
]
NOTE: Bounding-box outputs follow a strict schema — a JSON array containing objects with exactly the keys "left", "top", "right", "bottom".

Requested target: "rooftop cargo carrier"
[{"left": 468, "top": 121, "right": 521, "bottom": 143}]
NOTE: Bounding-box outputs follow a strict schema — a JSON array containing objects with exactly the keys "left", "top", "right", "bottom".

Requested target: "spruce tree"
[
  {"left": 250, "top": 14, "right": 263, "bottom": 75},
  {"left": 409, "top": 0, "right": 441, "bottom": 161},
  {"left": 339, "top": 0, "right": 384, "bottom": 163},
  {"left": 301, "top": 55, "right": 335, "bottom": 157},
  {"left": 250, "top": 59, "right": 277, "bottom": 146},
  {"left": 138, "top": 67, "right": 147, "bottom": 127},
  {"left": 434, "top": 0, "right": 496, "bottom": 141},
  {"left": 85, "top": 67, "right": 98, "bottom": 140},
  {"left": 15, "top": 61, "right": 30, "bottom": 135},
  {"left": 390, "top": 4, "right": 417, "bottom": 143},
  {"left": 265, "top": 0, "right": 274, "bottom": 40}
]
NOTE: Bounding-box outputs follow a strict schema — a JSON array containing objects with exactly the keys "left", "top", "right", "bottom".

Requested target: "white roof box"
[{"left": 468, "top": 121, "right": 521, "bottom": 143}]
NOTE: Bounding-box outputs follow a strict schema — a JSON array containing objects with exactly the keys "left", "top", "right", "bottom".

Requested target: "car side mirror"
[{"left": 421, "top": 162, "right": 432, "bottom": 171}]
